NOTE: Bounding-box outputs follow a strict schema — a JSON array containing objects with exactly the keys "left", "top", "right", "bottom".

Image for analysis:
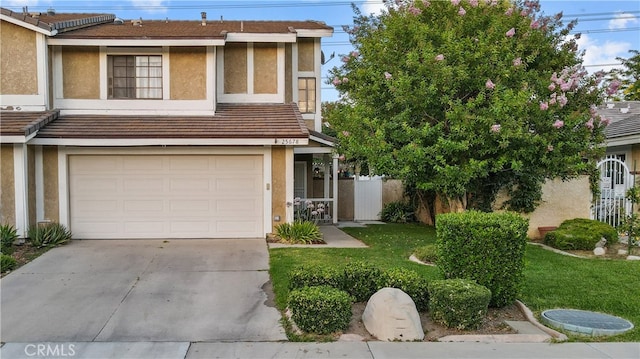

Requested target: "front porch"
[{"left": 294, "top": 131, "right": 339, "bottom": 224}]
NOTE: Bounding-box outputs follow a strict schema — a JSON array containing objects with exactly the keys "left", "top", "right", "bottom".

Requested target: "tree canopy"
[
  {"left": 608, "top": 49, "right": 640, "bottom": 101},
  {"left": 327, "top": 0, "right": 609, "bottom": 221}
]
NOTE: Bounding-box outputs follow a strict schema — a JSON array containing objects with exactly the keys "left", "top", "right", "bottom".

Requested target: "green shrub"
[
  {"left": 436, "top": 211, "right": 528, "bottom": 308},
  {"left": 289, "top": 265, "right": 344, "bottom": 291},
  {"left": 275, "top": 221, "right": 322, "bottom": 244},
  {"left": 342, "top": 261, "right": 381, "bottom": 302},
  {"left": 377, "top": 267, "right": 429, "bottom": 311},
  {"left": 28, "top": 222, "right": 72, "bottom": 248},
  {"left": 288, "top": 286, "right": 352, "bottom": 334},
  {"left": 1, "top": 224, "right": 18, "bottom": 255},
  {"left": 1, "top": 253, "right": 17, "bottom": 272},
  {"left": 544, "top": 218, "right": 618, "bottom": 250},
  {"left": 413, "top": 245, "right": 437, "bottom": 263},
  {"left": 380, "top": 201, "right": 415, "bottom": 223},
  {"left": 429, "top": 279, "right": 491, "bottom": 330}
]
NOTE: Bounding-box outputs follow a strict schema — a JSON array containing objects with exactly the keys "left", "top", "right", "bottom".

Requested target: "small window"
[
  {"left": 298, "top": 78, "right": 316, "bottom": 113},
  {"left": 108, "top": 55, "right": 162, "bottom": 99}
]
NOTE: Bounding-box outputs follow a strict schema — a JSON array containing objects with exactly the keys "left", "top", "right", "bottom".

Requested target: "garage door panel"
[
  {"left": 169, "top": 178, "right": 211, "bottom": 191},
  {"left": 123, "top": 157, "right": 163, "bottom": 171},
  {"left": 69, "top": 155, "right": 263, "bottom": 239},
  {"left": 123, "top": 178, "right": 163, "bottom": 192},
  {"left": 124, "top": 200, "right": 164, "bottom": 212}
]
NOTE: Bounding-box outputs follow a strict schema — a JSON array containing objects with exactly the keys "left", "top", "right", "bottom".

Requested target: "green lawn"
[{"left": 268, "top": 223, "right": 640, "bottom": 342}]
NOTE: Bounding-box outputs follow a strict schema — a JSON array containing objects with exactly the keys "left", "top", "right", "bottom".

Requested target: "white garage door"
[{"left": 69, "top": 155, "right": 263, "bottom": 239}]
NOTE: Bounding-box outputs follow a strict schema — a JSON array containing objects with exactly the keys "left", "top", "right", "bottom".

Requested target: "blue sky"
[{"left": 4, "top": 0, "right": 639, "bottom": 102}]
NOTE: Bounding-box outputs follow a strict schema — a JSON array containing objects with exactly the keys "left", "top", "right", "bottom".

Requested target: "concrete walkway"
[
  {"left": 1, "top": 341, "right": 638, "bottom": 359},
  {"left": 268, "top": 225, "right": 368, "bottom": 248}
]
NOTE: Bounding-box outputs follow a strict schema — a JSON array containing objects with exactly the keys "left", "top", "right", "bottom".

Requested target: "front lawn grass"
[{"left": 269, "top": 223, "right": 640, "bottom": 342}]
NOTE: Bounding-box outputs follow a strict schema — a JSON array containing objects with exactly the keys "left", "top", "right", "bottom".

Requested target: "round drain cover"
[{"left": 541, "top": 309, "right": 634, "bottom": 337}]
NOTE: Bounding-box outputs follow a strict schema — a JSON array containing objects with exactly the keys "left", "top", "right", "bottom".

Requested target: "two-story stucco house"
[{"left": 0, "top": 8, "right": 335, "bottom": 239}]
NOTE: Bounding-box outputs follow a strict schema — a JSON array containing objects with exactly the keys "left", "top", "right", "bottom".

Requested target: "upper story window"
[
  {"left": 108, "top": 55, "right": 162, "bottom": 99},
  {"left": 298, "top": 77, "right": 316, "bottom": 113}
]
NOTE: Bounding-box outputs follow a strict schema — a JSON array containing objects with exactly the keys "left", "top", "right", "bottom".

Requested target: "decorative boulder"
[
  {"left": 362, "top": 287, "right": 424, "bottom": 341},
  {"left": 593, "top": 247, "right": 606, "bottom": 256}
]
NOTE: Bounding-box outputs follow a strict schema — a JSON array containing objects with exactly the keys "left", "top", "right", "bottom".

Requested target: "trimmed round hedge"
[
  {"left": 429, "top": 279, "right": 491, "bottom": 330},
  {"left": 287, "top": 286, "right": 352, "bottom": 334},
  {"left": 544, "top": 218, "right": 618, "bottom": 250}
]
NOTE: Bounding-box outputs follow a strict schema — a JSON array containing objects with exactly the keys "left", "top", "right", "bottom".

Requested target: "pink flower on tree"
[
  {"left": 557, "top": 94, "right": 568, "bottom": 107},
  {"left": 451, "top": 0, "right": 461, "bottom": 5},
  {"left": 585, "top": 118, "right": 594, "bottom": 130},
  {"left": 548, "top": 83, "right": 556, "bottom": 91},
  {"left": 342, "top": 77, "right": 349, "bottom": 83},
  {"left": 423, "top": 1, "right": 431, "bottom": 7},
  {"left": 408, "top": 6, "right": 422, "bottom": 15},
  {"left": 485, "top": 79, "right": 496, "bottom": 89},
  {"left": 342, "top": 131, "right": 350, "bottom": 137},
  {"left": 547, "top": 144, "right": 554, "bottom": 152},
  {"left": 491, "top": 124, "right": 501, "bottom": 133},
  {"left": 607, "top": 80, "right": 621, "bottom": 95},
  {"left": 599, "top": 115, "right": 611, "bottom": 126},
  {"left": 552, "top": 120, "right": 564, "bottom": 129},
  {"left": 384, "top": 72, "right": 393, "bottom": 80},
  {"left": 350, "top": 51, "right": 359, "bottom": 57},
  {"left": 332, "top": 77, "right": 342, "bottom": 86},
  {"left": 560, "top": 79, "right": 573, "bottom": 92},
  {"left": 505, "top": 28, "right": 516, "bottom": 37},
  {"left": 435, "top": 54, "right": 445, "bottom": 61},
  {"left": 458, "top": 7, "right": 466, "bottom": 16},
  {"left": 341, "top": 56, "right": 350, "bottom": 63},
  {"left": 505, "top": 7, "right": 514, "bottom": 16},
  {"left": 469, "top": 0, "right": 479, "bottom": 7},
  {"left": 540, "top": 102, "right": 549, "bottom": 110},
  {"left": 530, "top": 20, "right": 540, "bottom": 29},
  {"left": 512, "top": 57, "right": 522, "bottom": 66}
]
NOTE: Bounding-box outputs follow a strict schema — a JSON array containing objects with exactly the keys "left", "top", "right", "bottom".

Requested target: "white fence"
[{"left": 354, "top": 176, "right": 383, "bottom": 221}]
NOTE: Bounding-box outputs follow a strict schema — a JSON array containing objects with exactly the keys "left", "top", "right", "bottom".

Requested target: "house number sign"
[{"left": 275, "top": 139, "right": 300, "bottom": 145}]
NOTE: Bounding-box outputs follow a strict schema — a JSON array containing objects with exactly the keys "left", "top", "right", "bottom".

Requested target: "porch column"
[
  {"left": 323, "top": 155, "right": 330, "bottom": 199},
  {"left": 13, "top": 143, "right": 29, "bottom": 238},
  {"left": 332, "top": 154, "right": 339, "bottom": 224}
]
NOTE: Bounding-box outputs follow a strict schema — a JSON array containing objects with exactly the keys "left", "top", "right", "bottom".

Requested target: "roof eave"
[
  {"left": 0, "top": 13, "right": 55, "bottom": 35},
  {"left": 48, "top": 38, "right": 226, "bottom": 46}
]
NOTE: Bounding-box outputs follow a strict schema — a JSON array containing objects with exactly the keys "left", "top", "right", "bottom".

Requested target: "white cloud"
[
  {"left": 576, "top": 34, "right": 630, "bottom": 73},
  {"left": 129, "top": 0, "right": 168, "bottom": 14},
  {"left": 608, "top": 13, "right": 638, "bottom": 29},
  {"left": 362, "top": 0, "right": 386, "bottom": 15}
]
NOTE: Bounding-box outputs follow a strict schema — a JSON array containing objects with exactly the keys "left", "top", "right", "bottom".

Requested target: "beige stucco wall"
[
  {"left": 224, "top": 43, "right": 247, "bottom": 94},
  {"left": 0, "top": 20, "right": 38, "bottom": 95},
  {"left": 62, "top": 46, "right": 100, "bottom": 99},
  {"left": 271, "top": 147, "right": 286, "bottom": 232},
  {"left": 382, "top": 179, "right": 404, "bottom": 205},
  {"left": 495, "top": 176, "right": 592, "bottom": 239},
  {"left": 43, "top": 146, "right": 59, "bottom": 222},
  {"left": 285, "top": 44, "right": 292, "bottom": 103},
  {"left": 1, "top": 145, "right": 16, "bottom": 225},
  {"left": 253, "top": 43, "right": 277, "bottom": 94},
  {"left": 297, "top": 38, "right": 314, "bottom": 72},
  {"left": 338, "top": 179, "right": 354, "bottom": 221},
  {"left": 170, "top": 47, "right": 206, "bottom": 100}
]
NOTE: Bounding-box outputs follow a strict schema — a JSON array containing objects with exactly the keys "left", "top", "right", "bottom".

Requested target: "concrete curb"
[
  {"left": 516, "top": 300, "right": 569, "bottom": 341},
  {"left": 527, "top": 242, "right": 586, "bottom": 258}
]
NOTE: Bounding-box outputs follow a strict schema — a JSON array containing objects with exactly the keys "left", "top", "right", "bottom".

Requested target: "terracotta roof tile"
[
  {"left": 35, "top": 103, "right": 309, "bottom": 140},
  {"left": 53, "top": 19, "right": 332, "bottom": 39},
  {"left": 0, "top": 110, "right": 59, "bottom": 138}
]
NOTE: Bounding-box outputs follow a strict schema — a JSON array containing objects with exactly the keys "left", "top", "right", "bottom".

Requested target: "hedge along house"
[{"left": 0, "top": 8, "right": 335, "bottom": 239}]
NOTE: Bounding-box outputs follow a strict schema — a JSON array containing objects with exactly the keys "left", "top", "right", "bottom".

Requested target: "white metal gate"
[
  {"left": 592, "top": 156, "right": 633, "bottom": 227},
  {"left": 354, "top": 176, "right": 383, "bottom": 221}
]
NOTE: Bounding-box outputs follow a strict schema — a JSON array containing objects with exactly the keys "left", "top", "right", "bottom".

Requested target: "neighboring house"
[
  {"left": 0, "top": 8, "right": 335, "bottom": 239},
  {"left": 599, "top": 101, "right": 640, "bottom": 171}
]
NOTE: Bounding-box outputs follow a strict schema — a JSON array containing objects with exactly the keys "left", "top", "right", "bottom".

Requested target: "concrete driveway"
[{"left": 0, "top": 239, "right": 286, "bottom": 342}]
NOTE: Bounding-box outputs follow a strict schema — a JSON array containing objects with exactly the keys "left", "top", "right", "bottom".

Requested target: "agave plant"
[
  {"left": 0, "top": 224, "right": 19, "bottom": 254},
  {"left": 28, "top": 222, "right": 72, "bottom": 248}
]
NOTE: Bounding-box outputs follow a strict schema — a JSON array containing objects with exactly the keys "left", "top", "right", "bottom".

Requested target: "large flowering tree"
[{"left": 328, "top": 0, "right": 610, "bottom": 223}]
